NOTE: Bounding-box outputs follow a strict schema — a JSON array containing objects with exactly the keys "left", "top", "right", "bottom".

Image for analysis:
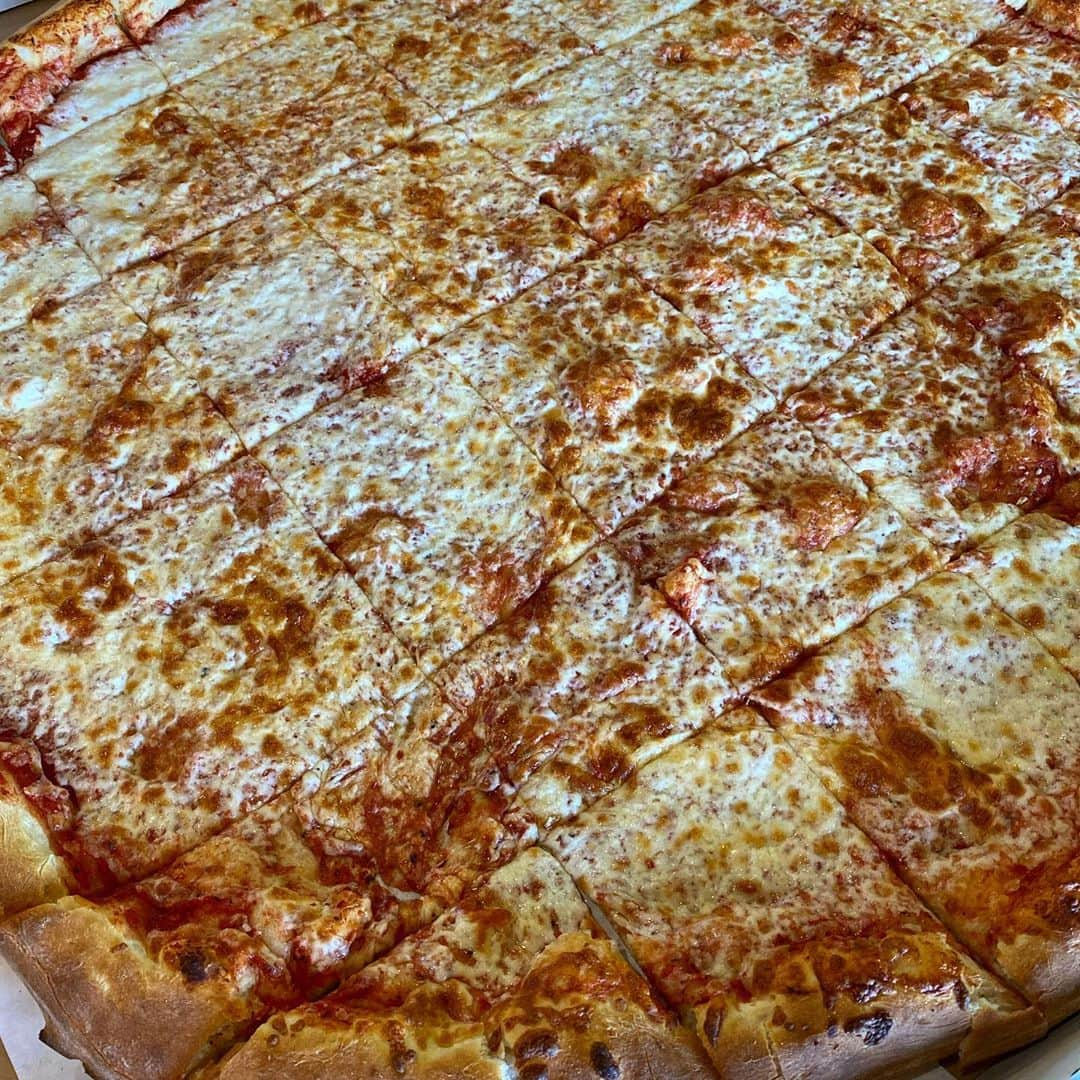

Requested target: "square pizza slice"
[
  {"left": 0, "top": 282, "right": 240, "bottom": 584},
  {"left": 427, "top": 543, "right": 741, "bottom": 832},
  {"left": 114, "top": 203, "right": 425, "bottom": 444},
  {"left": 897, "top": 24, "right": 1080, "bottom": 207},
  {"left": 133, "top": 0, "right": 327, "bottom": 83},
  {"left": 292, "top": 125, "right": 592, "bottom": 328},
  {"left": 23, "top": 90, "right": 274, "bottom": 276},
  {"left": 769, "top": 97, "right": 1032, "bottom": 293},
  {"left": 612, "top": 0, "right": 869, "bottom": 161},
  {"left": 335, "top": 0, "right": 589, "bottom": 119},
  {"left": 539, "top": 0, "right": 700, "bottom": 48},
  {"left": 443, "top": 254, "right": 773, "bottom": 534},
  {"left": 612, "top": 411, "right": 940, "bottom": 696},
  {"left": 550, "top": 717, "right": 1043, "bottom": 1078},
  {"left": 178, "top": 20, "right": 436, "bottom": 198},
  {"left": 788, "top": 298, "right": 1080, "bottom": 552},
  {"left": 255, "top": 352, "right": 595, "bottom": 673},
  {"left": 0, "top": 457, "right": 419, "bottom": 904},
  {"left": 752, "top": 569, "right": 1080, "bottom": 1023},
  {"left": 215, "top": 848, "right": 717, "bottom": 1080},
  {"left": 457, "top": 53, "right": 749, "bottom": 244},
  {"left": 935, "top": 212, "right": 1080, "bottom": 422},
  {"left": 953, "top": 487, "right": 1080, "bottom": 680},
  {"left": 0, "top": 170, "right": 100, "bottom": 333},
  {"left": 613, "top": 167, "right": 908, "bottom": 398}
]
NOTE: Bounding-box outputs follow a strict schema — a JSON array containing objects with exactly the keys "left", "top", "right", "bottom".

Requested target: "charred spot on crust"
[
  {"left": 177, "top": 948, "right": 211, "bottom": 983},
  {"left": 843, "top": 1011, "right": 893, "bottom": 1046},
  {"left": 590, "top": 1041, "right": 619, "bottom": 1078}
]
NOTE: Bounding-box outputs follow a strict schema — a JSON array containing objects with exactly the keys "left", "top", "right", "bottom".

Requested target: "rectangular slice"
[
  {"left": 24, "top": 91, "right": 273, "bottom": 275},
  {"left": 953, "top": 489, "right": 1080, "bottom": 679},
  {"left": 550, "top": 717, "right": 1042, "bottom": 1077},
  {"left": 336, "top": 0, "right": 589, "bottom": 119},
  {"left": 215, "top": 848, "right": 717, "bottom": 1080},
  {"left": 612, "top": 0, "right": 868, "bottom": 161},
  {"left": 752, "top": 570, "right": 1080, "bottom": 1023},
  {"left": 115, "top": 203, "right": 424, "bottom": 444},
  {"left": 293, "top": 125, "right": 592, "bottom": 327},
  {"left": 0, "top": 171, "right": 100, "bottom": 333},
  {"left": 936, "top": 212, "right": 1080, "bottom": 421},
  {"left": 178, "top": 20, "right": 436, "bottom": 198},
  {"left": 612, "top": 411, "right": 940, "bottom": 694},
  {"left": 769, "top": 97, "right": 1032, "bottom": 293},
  {"left": 0, "top": 457, "right": 418, "bottom": 903},
  {"left": 0, "top": 282, "right": 240, "bottom": 584},
  {"left": 442, "top": 254, "right": 773, "bottom": 533},
  {"left": 457, "top": 53, "right": 749, "bottom": 244},
  {"left": 788, "top": 298, "right": 1080, "bottom": 551},
  {"left": 897, "top": 24, "right": 1080, "bottom": 207},
  {"left": 613, "top": 167, "right": 908, "bottom": 398},
  {"left": 435, "top": 542, "right": 743, "bottom": 831},
  {"left": 255, "top": 353, "right": 595, "bottom": 672}
]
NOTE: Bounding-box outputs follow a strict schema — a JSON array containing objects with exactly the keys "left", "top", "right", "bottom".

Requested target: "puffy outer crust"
[
  {"left": 217, "top": 1026, "right": 511, "bottom": 1080},
  {"left": 0, "top": 897, "right": 243, "bottom": 1080},
  {"left": 114, "top": 0, "right": 188, "bottom": 39},
  {"left": 995, "top": 929, "right": 1080, "bottom": 1026},
  {"left": 0, "top": 795, "right": 71, "bottom": 917},
  {"left": 1029, "top": 0, "right": 1080, "bottom": 36}
]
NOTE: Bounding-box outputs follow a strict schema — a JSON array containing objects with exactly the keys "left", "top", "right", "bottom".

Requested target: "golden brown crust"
[
  {"left": 995, "top": 930, "right": 1080, "bottom": 1027},
  {"left": 0, "top": 897, "right": 244, "bottom": 1080},
  {"left": 0, "top": 795, "right": 71, "bottom": 918}
]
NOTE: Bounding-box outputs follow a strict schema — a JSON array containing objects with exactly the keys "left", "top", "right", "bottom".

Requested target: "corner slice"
[
  {"left": 613, "top": 167, "right": 907, "bottom": 398},
  {"left": 788, "top": 298, "right": 1080, "bottom": 552},
  {"left": 215, "top": 847, "right": 717, "bottom": 1080},
  {"left": 255, "top": 352, "right": 595, "bottom": 672},
  {"left": 443, "top": 253, "right": 773, "bottom": 533},
  {"left": 458, "top": 53, "right": 748, "bottom": 244},
  {"left": 769, "top": 97, "right": 1031, "bottom": 293},
  {"left": 613, "top": 411, "right": 940, "bottom": 695},
  {"left": 753, "top": 570, "right": 1080, "bottom": 1023},
  {"left": 549, "top": 716, "right": 1043, "bottom": 1078}
]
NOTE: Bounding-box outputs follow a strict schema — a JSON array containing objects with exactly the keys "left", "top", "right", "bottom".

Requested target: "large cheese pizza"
[{"left": 0, "top": 0, "right": 1078, "bottom": 1075}]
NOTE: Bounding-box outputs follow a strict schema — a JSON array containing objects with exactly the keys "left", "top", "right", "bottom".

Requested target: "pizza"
[{"left": 0, "top": 0, "right": 1078, "bottom": 1076}]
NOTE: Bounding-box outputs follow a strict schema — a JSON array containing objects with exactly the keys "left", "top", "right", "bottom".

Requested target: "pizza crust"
[
  {"left": 0, "top": 793, "right": 71, "bottom": 918},
  {"left": 0, "top": 897, "right": 243, "bottom": 1080}
]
